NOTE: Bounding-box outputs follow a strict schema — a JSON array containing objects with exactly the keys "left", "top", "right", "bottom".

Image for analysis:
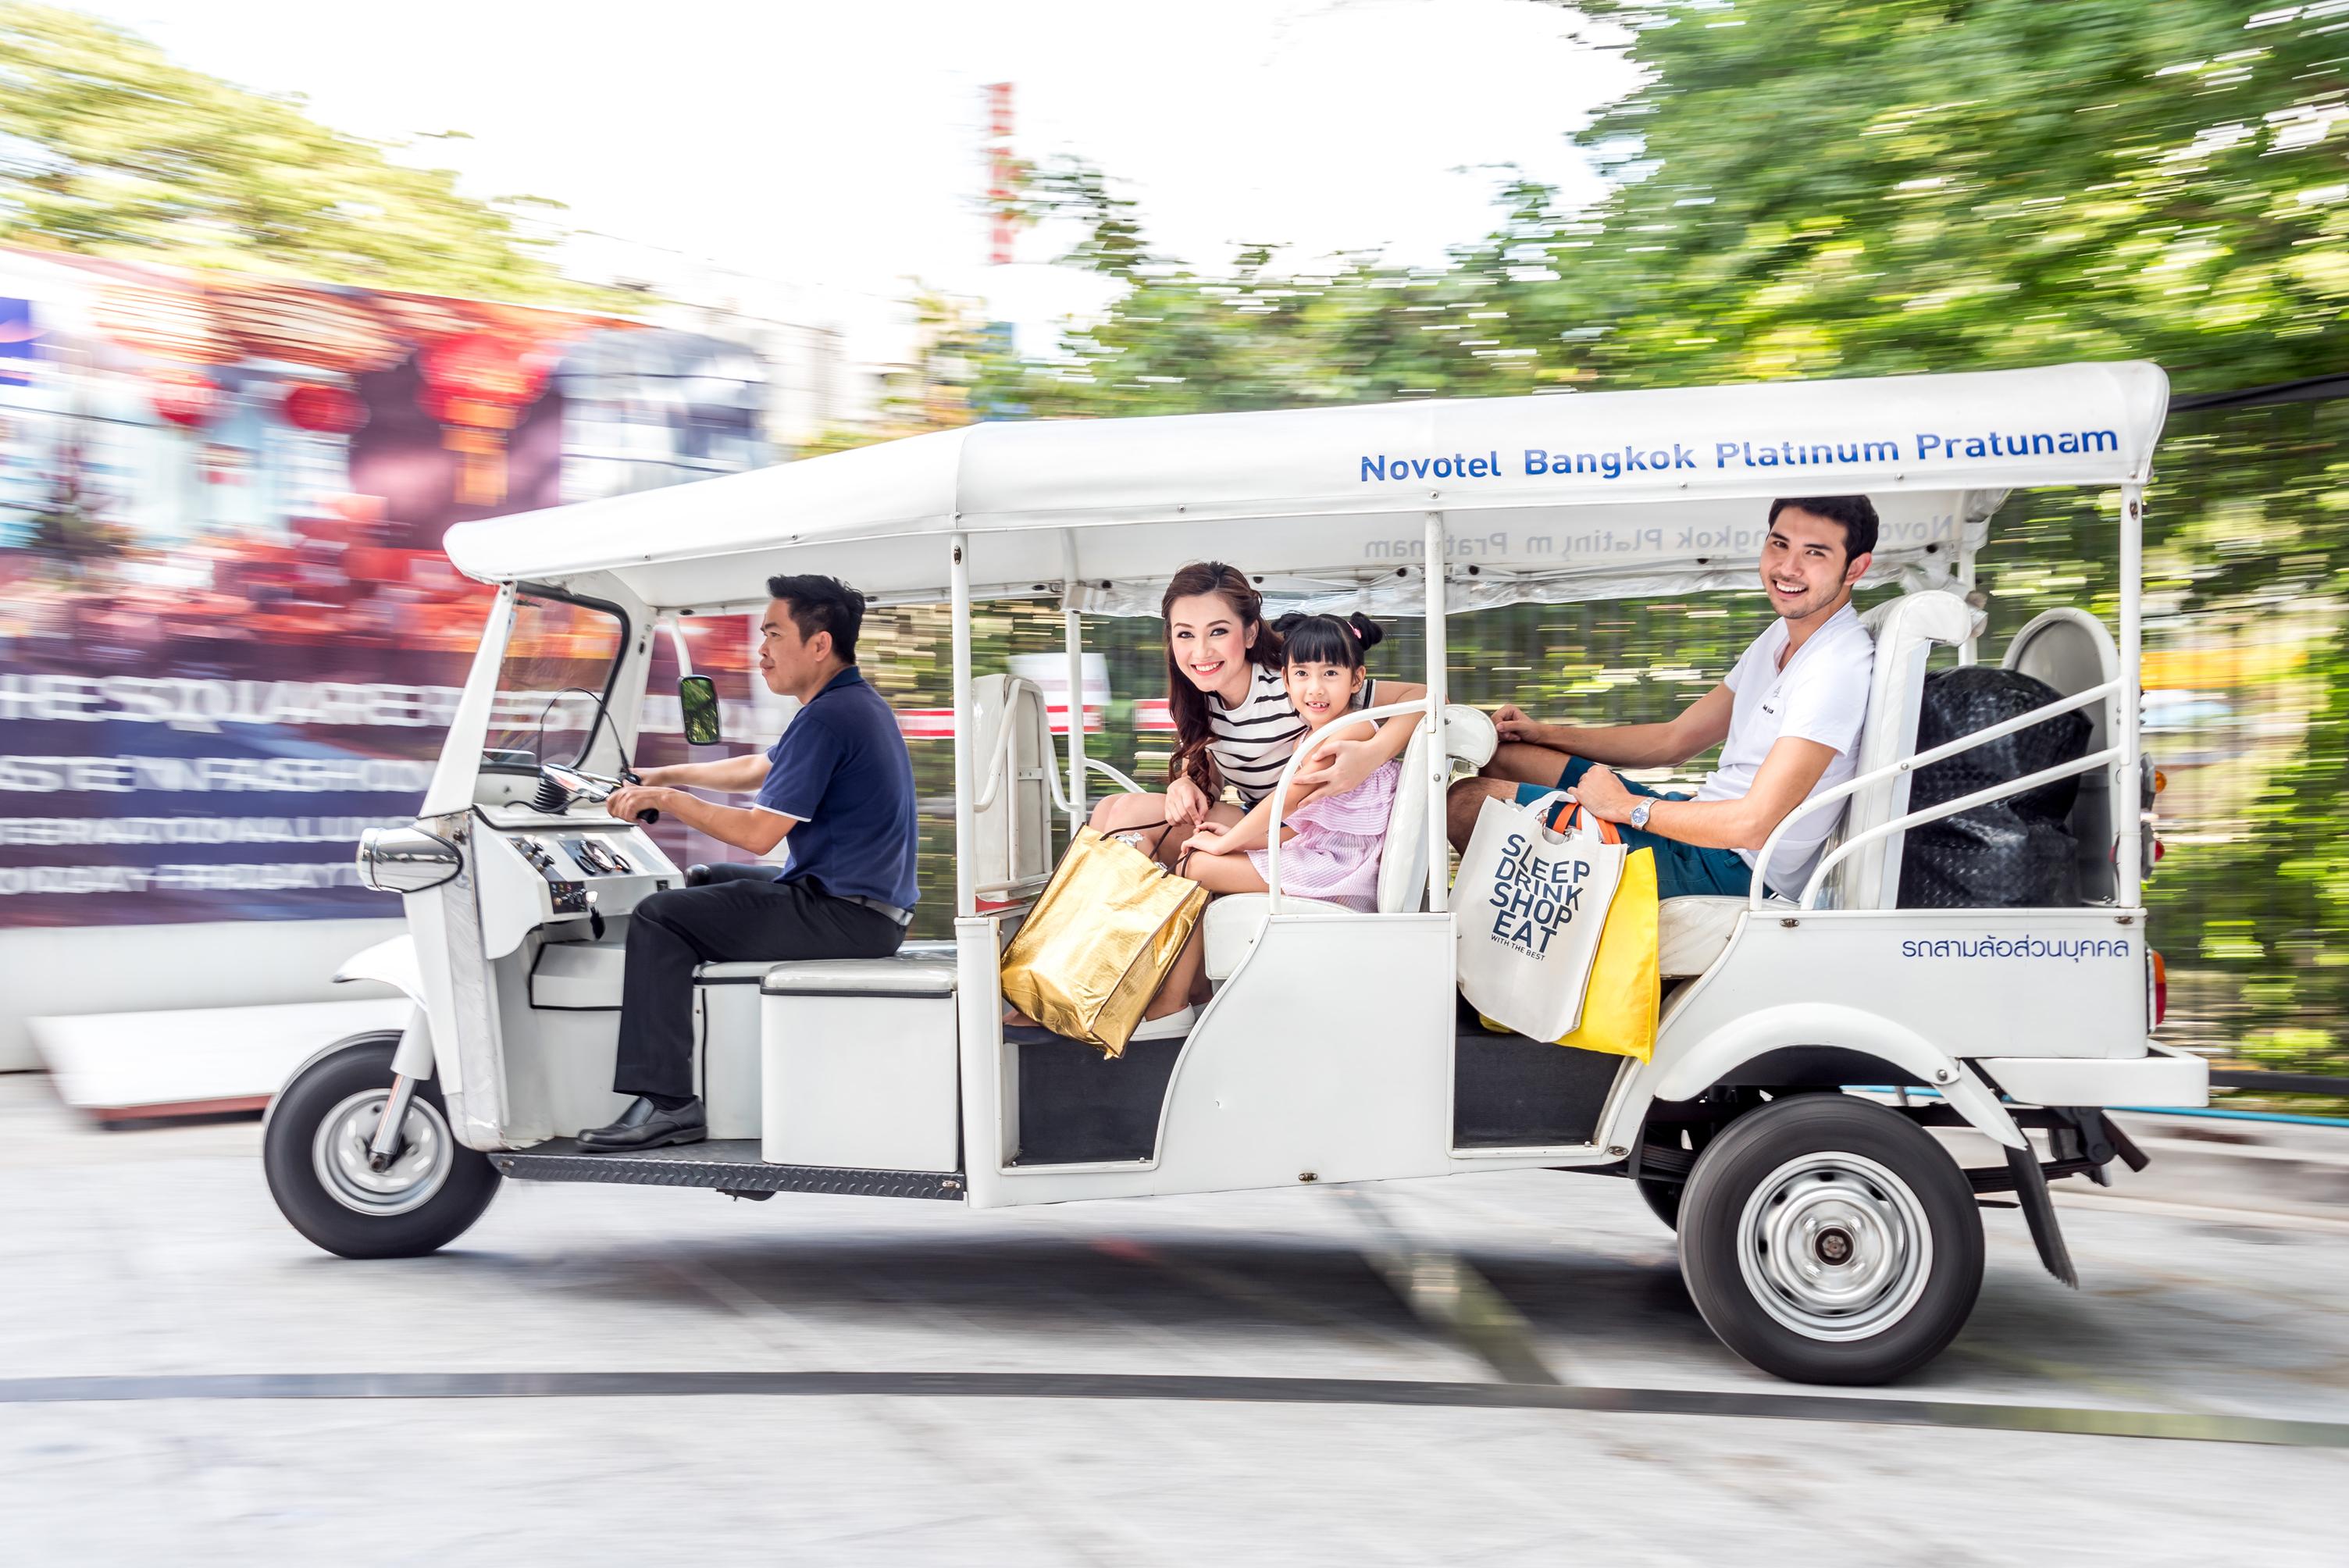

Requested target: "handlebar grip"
[{"left": 636, "top": 808, "right": 661, "bottom": 825}]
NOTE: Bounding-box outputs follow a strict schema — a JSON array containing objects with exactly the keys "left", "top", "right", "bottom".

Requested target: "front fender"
[
  {"left": 333, "top": 936, "right": 433, "bottom": 1082},
  {"left": 335, "top": 934, "right": 424, "bottom": 1005},
  {"left": 1636, "top": 1002, "right": 2026, "bottom": 1151}
]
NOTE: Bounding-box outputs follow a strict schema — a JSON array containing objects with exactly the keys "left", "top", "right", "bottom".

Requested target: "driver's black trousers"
[{"left": 612, "top": 866, "right": 906, "bottom": 1103}]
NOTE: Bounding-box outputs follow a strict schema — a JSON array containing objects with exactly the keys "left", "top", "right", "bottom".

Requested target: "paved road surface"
[{"left": 2, "top": 1075, "right": 2341, "bottom": 1565}]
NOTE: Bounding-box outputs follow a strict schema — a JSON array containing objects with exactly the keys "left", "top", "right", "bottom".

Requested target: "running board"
[{"left": 490, "top": 1139, "right": 965, "bottom": 1201}]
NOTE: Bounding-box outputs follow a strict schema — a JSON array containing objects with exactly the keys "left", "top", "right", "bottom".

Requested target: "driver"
[{"left": 578, "top": 574, "right": 918, "bottom": 1150}]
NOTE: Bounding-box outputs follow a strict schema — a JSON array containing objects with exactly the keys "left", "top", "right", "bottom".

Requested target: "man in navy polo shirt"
[{"left": 579, "top": 574, "right": 918, "bottom": 1150}]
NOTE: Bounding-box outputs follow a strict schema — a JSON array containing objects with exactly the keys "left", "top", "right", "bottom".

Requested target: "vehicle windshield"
[{"left": 484, "top": 593, "right": 628, "bottom": 768}]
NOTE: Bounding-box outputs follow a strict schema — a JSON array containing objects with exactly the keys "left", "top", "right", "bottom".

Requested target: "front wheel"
[
  {"left": 262, "top": 1032, "right": 499, "bottom": 1259},
  {"left": 1678, "top": 1095, "right": 1982, "bottom": 1385}
]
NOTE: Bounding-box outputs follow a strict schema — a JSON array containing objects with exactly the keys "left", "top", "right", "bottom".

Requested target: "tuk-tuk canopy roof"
[{"left": 444, "top": 360, "right": 2168, "bottom": 617}]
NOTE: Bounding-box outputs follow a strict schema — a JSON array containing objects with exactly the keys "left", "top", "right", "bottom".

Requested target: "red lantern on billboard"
[
  {"left": 150, "top": 367, "right": 221, "bottom": 427},
  {"left": 421, "top": 332, "right": 544, "bottom": 412},
  {"left": 281, "top": 380, "right": 365, "bottom": 436},
  {"left": 418, "top": 332, "right": 549, "bottom": 505}
]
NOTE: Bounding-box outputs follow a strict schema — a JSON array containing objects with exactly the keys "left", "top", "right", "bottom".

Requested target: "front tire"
[
  {"left": 263, "top": 1032, "right": 499, "bottom": 1259},
  {"left": 1678, "top": 1095, "right": 1981, "bottom": 1385}
]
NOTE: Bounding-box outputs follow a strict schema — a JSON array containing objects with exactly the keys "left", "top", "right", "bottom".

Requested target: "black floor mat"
[
  {"left": 1450, "top": 1025, "right": 1624, "bottom": 1147},
  {"left": 1011, "top": 1036, "right": 1185, "bottom": 1165}
]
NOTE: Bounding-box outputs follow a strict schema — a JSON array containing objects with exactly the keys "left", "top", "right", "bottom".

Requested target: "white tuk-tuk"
[{"left": 262, "top": 361, "right": 2208, "bottom": 1385}]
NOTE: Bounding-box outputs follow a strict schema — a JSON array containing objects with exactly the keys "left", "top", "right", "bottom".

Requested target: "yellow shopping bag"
[
  {"left": 1481, "top": 846, "right": 1659, "bottom": 1061},
  {"left": 1000, "top": 825, "right": 1210, "bottom": 1057}
]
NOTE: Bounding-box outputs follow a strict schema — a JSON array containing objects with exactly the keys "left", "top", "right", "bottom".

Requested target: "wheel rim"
[
  {"left": 312, "top": 1088, "right": 454, "bottom": 1218},
  {"left": 1734, "top": 1150, "right": 1933, "bottom": 1342}
]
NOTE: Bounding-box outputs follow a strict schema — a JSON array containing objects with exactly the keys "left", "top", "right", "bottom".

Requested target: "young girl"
[{"left": 1085, "top": 563, "right": 1424, "bottom": 860}]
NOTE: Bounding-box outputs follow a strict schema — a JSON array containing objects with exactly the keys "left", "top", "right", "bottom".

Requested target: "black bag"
[{"left": 1898, "top": 668, "right": 2091, "bottom": 909}]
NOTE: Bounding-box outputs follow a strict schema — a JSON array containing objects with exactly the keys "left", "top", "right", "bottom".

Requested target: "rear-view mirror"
[{"left": 679, "top": 675, "right": 722, "bottom": 746}]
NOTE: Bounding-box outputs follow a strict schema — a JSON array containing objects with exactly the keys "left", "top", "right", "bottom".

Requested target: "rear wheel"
[
  {"left": 262, "top": 1032, "right": 499, "bottom": 1259},
  {"left": 1678, "top": 1095, "right": 1981, "bottom": 1385}
]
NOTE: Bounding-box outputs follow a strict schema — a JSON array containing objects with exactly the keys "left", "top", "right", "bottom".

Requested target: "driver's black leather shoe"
[{"left": 578, "top": 1096, "right": 706, "bottom": 1150}]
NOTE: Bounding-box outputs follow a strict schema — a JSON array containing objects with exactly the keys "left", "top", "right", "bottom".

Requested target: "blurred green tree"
[
  {"left": 1520, "top": 0, "right": 2347, "bottom": 390},
  {"left": 0, "top": 3, "right": 613, "bottom": 305}
]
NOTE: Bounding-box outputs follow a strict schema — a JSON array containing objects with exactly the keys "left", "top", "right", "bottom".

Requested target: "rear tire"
[
  {"left": 262, "top": 1032, "right": 500, "bottom": 1259},
  {"left": 1678, "top": 1094, "right": 1981, "bottom": 1385}
]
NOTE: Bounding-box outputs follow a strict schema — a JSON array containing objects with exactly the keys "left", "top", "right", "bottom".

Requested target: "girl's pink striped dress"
[{"left": 1246, "top": 759, "right": 1400, "bottom": 911}]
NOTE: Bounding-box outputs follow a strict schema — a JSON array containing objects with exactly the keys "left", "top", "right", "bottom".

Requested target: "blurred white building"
[{"left": 561, "top": 235, "right": 880, "bottom": 451}]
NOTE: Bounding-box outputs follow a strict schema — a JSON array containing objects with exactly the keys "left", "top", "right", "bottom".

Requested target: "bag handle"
[
  {"left": 1518, "top": 788, "right": 1622, "bottom": 846},
  {"left": 1117, "top": 815, "right": 1200, "bottom": 878}
]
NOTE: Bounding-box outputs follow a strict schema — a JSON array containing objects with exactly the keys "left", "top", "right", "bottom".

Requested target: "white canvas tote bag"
[{"left": 1454, "top": 790, "right": 1629, "bottom": 1041}]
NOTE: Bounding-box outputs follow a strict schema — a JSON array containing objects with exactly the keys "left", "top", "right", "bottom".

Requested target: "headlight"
[{"left": 356, "top": 826, "right": 462, "bottom": 893}]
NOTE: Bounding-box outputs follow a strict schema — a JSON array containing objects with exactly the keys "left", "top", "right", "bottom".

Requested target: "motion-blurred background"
[{"left": 1, "top": 0, "right": 2343, "bottom": 1107}]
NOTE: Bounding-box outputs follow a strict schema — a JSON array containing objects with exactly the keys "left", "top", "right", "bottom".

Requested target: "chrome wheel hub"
[
  {"left": 313, "top": 1088, "right": 453, "bottom": 1217},
  {"left": 1736, "top": 1151, "right": 1932, "bottom": 1342}
]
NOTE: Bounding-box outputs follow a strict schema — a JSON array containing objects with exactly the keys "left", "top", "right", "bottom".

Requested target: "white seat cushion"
[
  {"left": 704, "top": 939, "right": 957, "bottom": 988},
  {"left": 1657, "top": 895, "right": 1792, "bottom": 978},
  {"left": 694, "top": 960, "right": 775, "bottom": 983},
  {"left": 760, "top": 948, "right": 959, "bottom": 997},
  {"left": 1202, "top": 892, "right": 1356, "bottom": 981}
]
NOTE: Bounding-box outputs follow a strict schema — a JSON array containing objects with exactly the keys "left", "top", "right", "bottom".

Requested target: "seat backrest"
[
  {"left": 1830, "top": 590, "right": 1981, "bottom": 909},
  {"left": 2001, "top": 608, "right": 2120, "bottom": 903},
  {"left": 968, "top": 675, "right": 1059, "bottom": 901},
  {"left": 1375, "top": 704, "right": 1499, "bottom": 913}
]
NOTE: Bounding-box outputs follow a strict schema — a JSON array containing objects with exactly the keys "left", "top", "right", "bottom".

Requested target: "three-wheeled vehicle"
[{"left": 263, "top": 362, "right": 2208, "bottom": 1384}]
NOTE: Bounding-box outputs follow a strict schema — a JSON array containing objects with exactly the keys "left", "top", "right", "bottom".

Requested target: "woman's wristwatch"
[{"left": 1627, "top": 799, "right": 1653, "bottom": 831}]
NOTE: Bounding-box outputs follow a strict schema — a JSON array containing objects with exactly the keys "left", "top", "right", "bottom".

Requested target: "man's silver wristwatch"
[{"left": 1627, "top": 799, "right": 1653, "bottom": 831}]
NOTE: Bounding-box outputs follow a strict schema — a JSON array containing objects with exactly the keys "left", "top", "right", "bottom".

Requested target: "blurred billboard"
[{"left": 0, "top": 247, "right": 772, "bottom": 928}]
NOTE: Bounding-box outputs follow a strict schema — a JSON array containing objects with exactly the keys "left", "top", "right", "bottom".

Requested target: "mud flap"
[{"left": 2005, "top": 1144, "right": 2078, "bottom": 1289}]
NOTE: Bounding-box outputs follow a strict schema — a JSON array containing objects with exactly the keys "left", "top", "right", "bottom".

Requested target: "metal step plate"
[{"left": 490, "top": 1139, "right": 964, "bottom": 1200}]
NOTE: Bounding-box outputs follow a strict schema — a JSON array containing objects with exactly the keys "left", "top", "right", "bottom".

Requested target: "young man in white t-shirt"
[{"left": 1448, "top": 496, "right": 1878, "bottom": 900}]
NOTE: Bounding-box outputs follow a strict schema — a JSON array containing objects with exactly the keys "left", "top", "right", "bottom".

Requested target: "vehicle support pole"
[
  {"left": 2116, "top": 482, "right": 2143, "bottom": 901},
  {"left": 1955, "top": 549, "right": 1978, "bottom": 668},
  {"left": 1061, "top": 531, "right": 1085, "bottom": 832},
  {"left": 950, "top": 533, "right": 976, "bottom": 919},
  {"left": 1423, "top": 511, "right": 1449, "bottom": 915},
  {"left": 660, "top": 616, "right": 694, "bottom": 679}
]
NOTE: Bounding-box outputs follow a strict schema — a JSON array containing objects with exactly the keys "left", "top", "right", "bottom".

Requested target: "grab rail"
[
  {"left": 1085, "top": 757, "right": 1146, "bottom": 796},
  {"left": 1746, "top": 676, "right": 2123, "bottom": 911},
  {"left": 1263, "top": 697, "right": 1437, "bottom": 913},
  {"left": 973, "top": 675, "right": 1123, "bottom": 823}
]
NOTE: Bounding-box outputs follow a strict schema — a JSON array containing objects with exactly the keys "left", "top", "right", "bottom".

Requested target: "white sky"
[{"left": 79, "top": 0, "right": 1635, "bottom": 372}]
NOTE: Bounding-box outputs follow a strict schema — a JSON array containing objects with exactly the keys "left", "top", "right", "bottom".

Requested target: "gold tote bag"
[{"left": 999, "top": 825, "right": 1210, "bottom": 1057}]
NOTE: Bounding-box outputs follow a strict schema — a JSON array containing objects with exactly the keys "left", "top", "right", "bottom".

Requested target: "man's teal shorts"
[{"left": 1513, "top": 755, "right": 1756, "bottom": 900}]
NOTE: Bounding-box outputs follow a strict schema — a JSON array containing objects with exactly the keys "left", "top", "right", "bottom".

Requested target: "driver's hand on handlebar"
[{"left": 604, "top": 784, "right": 672, "bottom": 823}]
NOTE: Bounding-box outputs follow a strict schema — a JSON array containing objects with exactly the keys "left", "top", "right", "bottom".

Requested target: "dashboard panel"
[{"left": 471, "top": 805, "right": 682, "bottom": 957}]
